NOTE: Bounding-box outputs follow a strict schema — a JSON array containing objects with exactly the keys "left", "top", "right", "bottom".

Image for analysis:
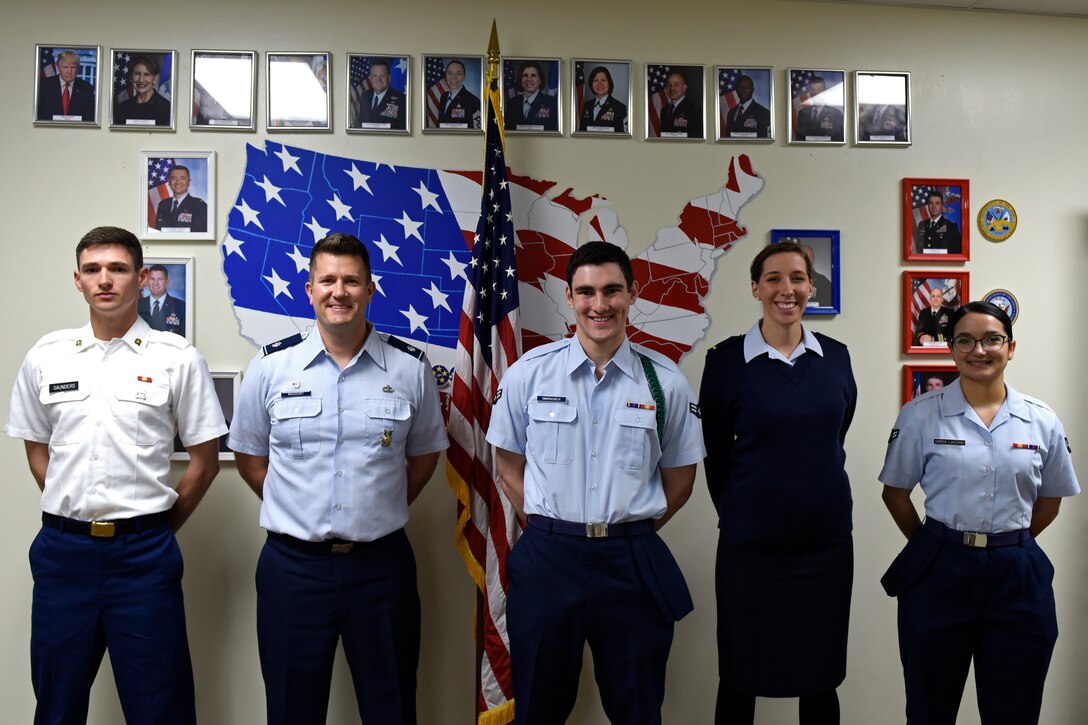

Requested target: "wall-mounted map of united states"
[{"left": 223, "top": 141, "right": 763, "bottom": 383}]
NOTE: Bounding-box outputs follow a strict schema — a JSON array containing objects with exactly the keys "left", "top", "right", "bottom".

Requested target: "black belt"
[
  {"left": 528, "top": 515, "right": 653, "bottom": 539},
  {"left": 42, "top": 511, "right": 171, "bottom": 538},
  {"left": 267, "top": 531, "right": 366, "bottom": 555},
  {"left": 924, "top": 517, "right": 1029, "bottom": 549}
]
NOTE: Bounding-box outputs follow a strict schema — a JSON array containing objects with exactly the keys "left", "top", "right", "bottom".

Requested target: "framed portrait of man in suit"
[
  {"left": 502, "top": 56, "right": 562, "bottom": 135},
  {"left": 140, "top": 150, "right": 216, "bottom": 241},
  {"left": 109, "top": 49, "right": 176, "bottom": 131},
  {"left": 855, "top": 70, "right": 910, "bottom": 146},
  {"left": 421, "top": 54, "right": 484, "bottom": 134},
  {"left": 571, "top": 59, "right": 632, "bottom": 138},
  {"left": 34, "top": 44, "right": 100, "bottom": 126},
  {"left": 347, "top": 54, "right": 411, "bottom": 134},
  {"left": 140, "top": 256, "right": 193, "bottom": 344},
  {"left": 267, "top": 51, "right": 331, "bottom": 131},
  {"left": 645, "top": 63, "right": 705, "bottom": 141},
  {"left": 903, "top": 177, "right": 970, "bottom": 262},
  {"left": 771, "top": 229, "right": 840, "bottom": 315},
  {"left": 903, "top": 271, "right": 970, "bottom": 355},
  {"left": 190, "top": 50, "right": 257, "bottom": 131},
  {"left": 787, "top": 68, "right": 846, "bottom": 145},
  {"left": 715, "top": 66, "right": 774, "bottom": 143}
]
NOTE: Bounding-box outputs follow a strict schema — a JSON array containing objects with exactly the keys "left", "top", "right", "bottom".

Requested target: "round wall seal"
[
  {"left": 983, "top": 288, "right": 1019, "bottom": 324},
  {"left": 978, "top": 199, "right": 1017, "bottom": 242}
]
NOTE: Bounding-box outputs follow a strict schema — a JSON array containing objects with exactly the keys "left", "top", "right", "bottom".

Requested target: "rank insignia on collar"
[
  {"left": 75, "top": 340, "right": 82, "bottom": 347},
  {"left": 135, "top": 338, "right": 142, "bottom": 346},
  {"left": 383, "top": 384, "right": 394, "bottom": 393}
]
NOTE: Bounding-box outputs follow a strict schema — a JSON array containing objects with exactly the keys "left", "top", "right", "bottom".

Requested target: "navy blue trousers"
[
  {"left": 29, "top": 523, "right": 195, "bottom": 725},
  {"left": 506, "top": 526, "right": 677, "bottom": 725},
  {"left": 894, "top": 528, "right": 1058, "bottom": 725},
  {"left": 256, "top": 529, "right": 420, "bottom": 725}
]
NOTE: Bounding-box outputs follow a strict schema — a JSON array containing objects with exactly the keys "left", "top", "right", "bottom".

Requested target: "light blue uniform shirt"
[
  {"left": 228, "top": 327, "right": 448, "bottom": 542},
  {"left": 742, "top": 321, "right": 823, "bottom": 365},
  {"left": 486, "top": 336, "right": 705, "bottom": 524},
  {"left": 880, "top": 379, "right": 1079, "bottom": 533}
]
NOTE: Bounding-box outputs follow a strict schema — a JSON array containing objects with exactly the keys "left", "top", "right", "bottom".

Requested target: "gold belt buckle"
[
  {"left": 90, "top": 521, "right": 116, "bottom": 538},
  {"left": 963, "top": 532, "right": 987, "bottom": 548},
  {"left": 330, "top": 542, "right": 354, "bottom": 555},
  {"left": 586, "top": 522, "right": 609, "bottom": 538}
]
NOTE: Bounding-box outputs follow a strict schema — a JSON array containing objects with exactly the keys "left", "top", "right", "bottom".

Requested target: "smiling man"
[
  {"left": 38, "top": 49, "right": 97, "bottom": 122},
  {"left": 355, "top": 58, "right": 406, "bottom": 130},
  {"left": 5, "top": 225, "right": 225, "bottom": 723},
  {"left": 487, "top": 241, "right": 705, "bottom": 724},
  {"left": 228, "top": 232, "right": 447, "bottom": 725},
  {"left": 138, "top": 264, "right": 186, "bottom": 335},
  {"left": 155, "top": 165, "right": 208, "bottom": 233}
]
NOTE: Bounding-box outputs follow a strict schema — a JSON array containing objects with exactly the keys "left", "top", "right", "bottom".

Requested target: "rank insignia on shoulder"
[
  {"left": 262, "top": 333, "right": 304, "bottom": 357},
  {"left": 689, "top": 402, "right": 701, "bottom": 418},
  {"left": 493, "top": 388, "right": 503, "bottom": 404},
  {"left": 889, "top": 429, "right": 899, "bottom": 442},
  {"left": 387, "top": 335, "right": 425, "bottom": 359}
]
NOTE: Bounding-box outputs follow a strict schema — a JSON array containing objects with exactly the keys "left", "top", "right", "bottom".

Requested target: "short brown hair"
[{"left": 76, "top": 226, "right": 143, "bottom": 269}]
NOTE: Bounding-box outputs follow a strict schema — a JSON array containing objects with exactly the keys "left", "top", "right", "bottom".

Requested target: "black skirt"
[{"left": 715, "top": 535, "right": 853, "bottom": 696}]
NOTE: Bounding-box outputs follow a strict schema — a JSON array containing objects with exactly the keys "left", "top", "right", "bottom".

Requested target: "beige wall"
[{"left": 3, "top": 1, "right": 1087, "bottom": 723}]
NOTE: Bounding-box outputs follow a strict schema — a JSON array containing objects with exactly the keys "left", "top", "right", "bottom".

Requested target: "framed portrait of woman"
[
  {"left": 571, "top": 59, "right": 632, "bottom": 137},
  {"left": 903, "top": 271, "right": 970, "bottom": 355},
  {"left": 903, "top": 177, "right": 970, "bottom": 262},
  {"left": 190, "top": 50, "right": 256, "bottom": 131},
  {"left": 502, "top": 57, "right": 562, "bottom": 135},
  {"left": 109, "top": 49, "right": 176, "bottom": 130},
  {"left": 421, "top": 54, "right": 484, "bottom": 133},
  {"left": 34, "top": 44, "right": 101, "bottom": 126}
]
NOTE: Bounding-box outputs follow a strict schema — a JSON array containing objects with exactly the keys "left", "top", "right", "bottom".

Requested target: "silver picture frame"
[
  {"left": 421, "top": 54, "right": 485, "bottom": 134},
  {"left": 267, "top": 51, "right": 331, "bottom": 132},
  {"left": 502, "top": 56, "right": 563, "bottom": 135},
  {"left": 172, "top": 371, "right": 240, "bottom": 462},
  {"left": 346, "top": 54, "right": 411, "bottom": 134},
  {"left": 787, "top": 68, "right": 847, "bottom": 145},
  {"left": 854, "top": 70, "right": 911, "bottom": 146},
  {"left": 571, "top": 58, "right": 632, "bottom": 138},
  {"left": 109, "top": 49, "right": 176, "bottom": 131},
  {"left": 34, "top": 43, "right": 101, "bottom": 126},
  {"left": 190, "top": 49, "right": 256, "bottom": 131},
  {"left": 140, "top": 256, "right": 194, "bottom": 343},
  {"left": 645, "top": 63, "right": 705, "bottom": 141},
  {"left": 714, "top": 66, "right": 774, "bottom": 143},
  {"left": 140, "top": 150, "right": 216, "bottom": 241}
]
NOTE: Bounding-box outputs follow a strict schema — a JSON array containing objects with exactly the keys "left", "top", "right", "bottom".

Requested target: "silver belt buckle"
[
  {"left": 963, "top": 532, "right": 988, "bottom": 548},
  {"left": 586, "top": 522, "right": 609, "bottom": 538}
]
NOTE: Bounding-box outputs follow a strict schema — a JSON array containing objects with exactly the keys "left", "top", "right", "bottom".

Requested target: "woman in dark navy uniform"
[
  {"left": 699, "top": 242, "right": 857, "bottom": 724},
  {"left": 880, "top": 301, "right": 1079, "bottom": 724}
]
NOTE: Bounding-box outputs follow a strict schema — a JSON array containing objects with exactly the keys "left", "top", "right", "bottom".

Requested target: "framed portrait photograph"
[
  {"left": 34, "top": 44, "right": 101, "bottom": 126},
  {"left": 172, "top": 371, "right": 240, "bottom": 461},
  {"left": 109, "top": 49, "right": 175, "bottom": 130},
  {"left": 771, "top": 229, "right": 840, "bottom": 315},
  {"left": 141, "top": 150, "right": 216, "bottom": 241},
  {"left": 787, "top": 68, "right": 846, "bottom": 144},
  {"left": 267, "top": 51, "right": 331, "bottom": 131},
  {"left": 502, "top": 57, "right": 562, "bottom": 135},
  {"left": 902, "top": 364, "right": 959, "bottom": 404},
  {"left": 903, "top": 178, "right": 970, "bottom": 261},
  {"left": 347, "top": 54, "right": 410, "bottom": 134},
  {"left": 572, "top": 59, "right": 632, "bottom": 137},
  {"left": 646, "top": 63, "right": 705, "bottom": 141},
  {"left": 715, "top": 66, "right": 774, "bottom": 142},
  {"left": 854, "top": 70, "right": 910, "bottom": 145},
  {"left": 191, "top": 50, "right": 256, "bottom": 131},
  {"left": 903, "top": 271, "right": 970, "bottom": 355},
  {"left": 140, "top": 256, "right": 193, "bottom": 343},
  {"left": 422, "top": 54, "right": 484, "bottom": 133}
]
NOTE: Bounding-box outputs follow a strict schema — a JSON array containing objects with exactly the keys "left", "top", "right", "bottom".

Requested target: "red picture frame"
[
  {"left": 902, "top": 364, "right": 959, "bottom": 404},
  {"left": 902, "top": 178, "right": 970, "bottom": 262},
  {"left": 903, "top": 271, "right": 970, "bottom": 355}
]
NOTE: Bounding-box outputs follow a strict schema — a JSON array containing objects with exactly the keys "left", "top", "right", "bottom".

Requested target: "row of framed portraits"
[{"left": 33, "top": 45, "right": 910, "bottom": 144}]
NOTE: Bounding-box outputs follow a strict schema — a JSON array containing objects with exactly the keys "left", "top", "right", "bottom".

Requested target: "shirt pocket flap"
[
  {"left": 614, "top": 407, "right": 656, "bottom": 429},
  {"left": 364, "top": 397, "right": 411, "bottom": 422},
  {"left": 114, "top": 382, "right": 170, "bottom": 407},
  {"left": 528, "top": 400, "right": 577, "bottom": 424},
  {"left": 39, "top": 379, "right": 90, "bottom": 405},
  {"left": 272, "top": 397, "right": 322, "bottom": 420}
]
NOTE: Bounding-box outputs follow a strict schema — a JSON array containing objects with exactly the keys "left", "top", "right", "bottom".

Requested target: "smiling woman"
[{"left": 112, "top": 50, "right": 173, "bottom": 128}]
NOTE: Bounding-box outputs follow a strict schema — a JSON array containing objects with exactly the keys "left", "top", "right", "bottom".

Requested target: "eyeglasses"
[{"left": 951, "top": 334, "right": 1010, "bottom": 353}]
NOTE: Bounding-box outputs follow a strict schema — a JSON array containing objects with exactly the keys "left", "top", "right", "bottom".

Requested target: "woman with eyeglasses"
[{"left": 879, "top": 301, "right": 1080, "bottom": 724}]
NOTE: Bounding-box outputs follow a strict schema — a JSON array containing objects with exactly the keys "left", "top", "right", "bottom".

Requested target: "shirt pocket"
[
  {"left": 113, "top": 380, "right": 172, "bottom": 446},
  {"left": 270, "top": 397, "right": 322, "bottom": 459},
  {"left": 614, "top": 407, "right": 656, "bottom": 470},
  {"left": 38, "top": 377, "right": 91, "bottom": 445},
  {"left": 527, "top": 400, "right": 576, "bottom": 465},
  {"left": 363, "top": 397, "right": 411, "bottom": 459}
]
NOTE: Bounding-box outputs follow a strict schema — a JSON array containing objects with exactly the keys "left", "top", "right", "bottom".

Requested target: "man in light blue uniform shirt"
[
  {"left": 229, "top": 233, "right": 448, "bottom": 725},
  {"left": 879, "top": 301, "right": 1079, "bottom": 725},
  {"left": 487, "top": 241, "right": 705, "bottom": 724}
]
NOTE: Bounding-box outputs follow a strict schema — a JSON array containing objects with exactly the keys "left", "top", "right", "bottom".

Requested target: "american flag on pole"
[
  {"left": 646, "top": 63, "right": 673, "bottom": 137},
  {"left": 146, "top": 156, "right": 176, "bottom": 230},
  {"left": 447, "top": 53, "right": 522, "bottom": 725}
]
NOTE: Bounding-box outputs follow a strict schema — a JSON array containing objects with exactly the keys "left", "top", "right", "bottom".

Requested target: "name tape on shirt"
[
  {"left": 933, "top": 438, "right": 966, "bottom": 446},
  {"left": 537, "top": 395, "right": 567, "bottom": 403},
  {"left": 49, "top": 381, "right": 79, "bottom": 394}
]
